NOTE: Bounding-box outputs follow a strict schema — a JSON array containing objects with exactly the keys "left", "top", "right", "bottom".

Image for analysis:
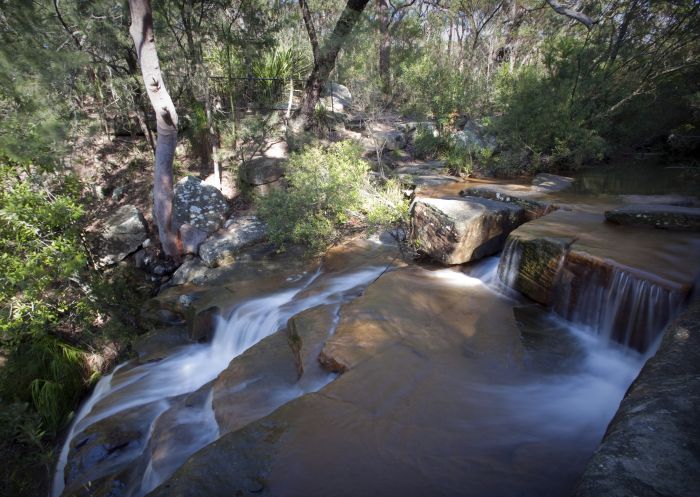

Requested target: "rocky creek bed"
[{"left": 54, "top": 171, "right": 700, "bottom": 497}]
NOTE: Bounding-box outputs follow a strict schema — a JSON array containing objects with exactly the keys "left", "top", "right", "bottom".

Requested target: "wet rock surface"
[
  {"left": 575, "top": 299, "right": 700, "bottom": 497},
  {"left": 605, "top": 204, "right": 700, "bottom": 231},
  {"left": 93, "top": 204, "right": 148, "bottom": 266},
  {"left": 411, "top": 196, "right": 527, "bottom": 265},
  {"left": 149, "top": 265, "right": 621, "bottom": 497},
  {"left": 172, "top": 176, "right": 229, "bottom": 234},
  {"left": 64, "top": 401, "right": 170, "bottom": 496}
]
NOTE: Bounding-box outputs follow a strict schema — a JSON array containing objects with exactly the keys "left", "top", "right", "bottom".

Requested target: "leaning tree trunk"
[
  {"left": 292, "top": 0, "right": 370, "bottom": 132},
  {"left": 128, "top": 0, "right": 180, "bottom": 259}
]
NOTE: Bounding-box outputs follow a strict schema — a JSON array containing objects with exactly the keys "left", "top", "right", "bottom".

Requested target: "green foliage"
[
  {"left": 0, "top": 401, "right": 48, "bottom": 497},
  {"left": 253, "top": 46, "right": 310, "bottom": 82},
  {"left": 258, "top": 141, "right": 408, "bottom": 254},
  {"left": 413, "top": 125, "right": 450, "bottom": 160},
  {"left": 0, "top": 162, "right": 90, "bottom": 433},
  {"left": 397, "top": 54, "right": 464, "bottom": 118},
  {"left": 492, "top": 64, "right": 607, "bottom": 171}
]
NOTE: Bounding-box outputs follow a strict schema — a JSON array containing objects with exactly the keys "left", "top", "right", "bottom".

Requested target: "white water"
[
  {"left": 52, "top": 265, "right": 388, "bottom": 497},
  {"left": 497, "top": 236, "right": 683, "bottom": 351},
  {"left": 552, "top": 267, "right": 684, "bottom": 351}
]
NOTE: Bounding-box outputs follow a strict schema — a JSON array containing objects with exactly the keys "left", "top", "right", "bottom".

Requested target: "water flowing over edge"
[{"left": 52, "top": 264, "right": 388, "bottom": 497}]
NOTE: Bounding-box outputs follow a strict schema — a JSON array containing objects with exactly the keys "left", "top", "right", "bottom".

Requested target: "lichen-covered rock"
[
  {"left": 411, "top": 196, "right": 527, "bottom": 265},
  {"left": 172, "top": 176, "right": 229, "bottom": 234},
  {"left": 605, "top": 204, "right": 700, "bottom": 231},
  {"left": 239, "top": 157, "right": 285, "bottom": 186},
  {"left": 199, "top": 216, "right": 268, "bottom": 268},
  {"left": 574, "top": 299, "right": 700, "bottom": 497},
  {"left": 94, "top": 204, "right": 148, "bottom": 266}
]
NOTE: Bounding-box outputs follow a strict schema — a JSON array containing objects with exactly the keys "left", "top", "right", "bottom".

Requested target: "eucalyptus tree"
[{"left": 128, "top": 0, "right": 180, "bottom": 258}]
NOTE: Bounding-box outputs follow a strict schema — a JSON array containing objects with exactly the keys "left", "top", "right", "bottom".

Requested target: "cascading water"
[
  {"left": 52, "top": 265, "right": 388, "bottom": 497},
  {"left": 552, "top": 266, "right": 685, "bottom": 351},
  {"left": 497, "top": 235, "right": 685, "bottom": 352}
]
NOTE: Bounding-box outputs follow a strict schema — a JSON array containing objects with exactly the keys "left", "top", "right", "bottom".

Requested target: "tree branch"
[
  {"left": 299, "top": 0, "right": 320, "bottom": 63},
  {"left": 545, "top": 0, "right": 596, "bottom": 29}
]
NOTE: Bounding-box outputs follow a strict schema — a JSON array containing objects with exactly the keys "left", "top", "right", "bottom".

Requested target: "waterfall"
[
  {"left": 552, "top": 266, "right": 685, "bottom": 352},
  {"left": 497, "top": 236, "right": 522, "bottom": 290},
  {"left": 497, "top": 235, "right": 685, "bottom": 352}
]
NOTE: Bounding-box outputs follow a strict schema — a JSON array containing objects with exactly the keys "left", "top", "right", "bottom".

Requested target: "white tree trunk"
[{"left": 128, "top": 0, "right": 180, "bottom": 258}]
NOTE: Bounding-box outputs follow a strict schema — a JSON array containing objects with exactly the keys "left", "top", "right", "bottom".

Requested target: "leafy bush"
[
  {"left": 492, "top": 61, "right": 606, "bottom": 170},
  {"left": 413, "top": 125, "right": 450, "bottom": 160},
  {"left": 0, "top": 163, "right": 92, "bottom": 434},
  {"left": 257, "top": 141, "right": 408, "bottom": 253}
]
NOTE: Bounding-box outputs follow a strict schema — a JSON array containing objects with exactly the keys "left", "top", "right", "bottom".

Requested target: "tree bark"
[
  {"left": 292, "top": 0, "right": 370, "bottom": 132},
  {"left": 128, "top": 0, "right": 180, "bottom": 259}
]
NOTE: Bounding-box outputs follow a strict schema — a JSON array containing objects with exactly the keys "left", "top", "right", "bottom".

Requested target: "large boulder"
[
  {"left": 239, "top": 157, "right": 285, "bottom": 186},
  {"left": 605, "top": 204, "right": 700, "bottom": 231},
  {"left": 574, "top": 299, "right": 700, "bottom": 497},
  {"left": 94, "top": 204, "right": 148, "bottom": 266},
  {"left": 321, "top": 81, "right": 352, "bottom": 111},
  {"left": 199, "top": 216, "right": 268, "bottom": 268},
  {"left": 172, "top": 176, "right": 229, "bottom": 234},
  {"left": 411, "top": 196, "right": 527, "bottom": 265}
]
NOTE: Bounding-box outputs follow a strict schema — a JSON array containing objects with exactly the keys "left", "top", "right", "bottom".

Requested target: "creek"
[{"left": 52, "top": 165, "right": 700, "bottom": 497}]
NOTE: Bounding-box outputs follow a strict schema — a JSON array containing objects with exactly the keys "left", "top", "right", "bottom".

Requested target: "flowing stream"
[
  {"left": 53, "top": 249, "right": 661, "bottom": 497},
  {"left": 52, "top": 265, "right": 388, "bottom": 497}
]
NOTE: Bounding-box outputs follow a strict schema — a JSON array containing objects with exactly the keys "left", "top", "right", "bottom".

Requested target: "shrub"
[
  {"left": 257, "top": 141, "right": 408, "bottom": 253},
  {"left": 413, "top": 125, "right": 450, "bottom": 160},
  {"left": 0, "top": 162, "right": 92, "bottom": 434}
]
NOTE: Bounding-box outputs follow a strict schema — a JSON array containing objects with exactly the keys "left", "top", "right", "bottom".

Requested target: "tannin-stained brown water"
[{"left": 53, "top": 162, "right": 700, "bottom": 497}]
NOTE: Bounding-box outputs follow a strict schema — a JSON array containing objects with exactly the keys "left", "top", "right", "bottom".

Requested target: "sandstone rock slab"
[
  {"left": 411, "top": 196, "right": 527, "bottom": 265},
  {"left": 605, "top": 204, "right": 700, "bottom": 231},
  {"left": 199, "top": 216, "right": 268, "bottom": 268},
  {"left": 498, "top": 209, "right": 700, "bottom": 351}
]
